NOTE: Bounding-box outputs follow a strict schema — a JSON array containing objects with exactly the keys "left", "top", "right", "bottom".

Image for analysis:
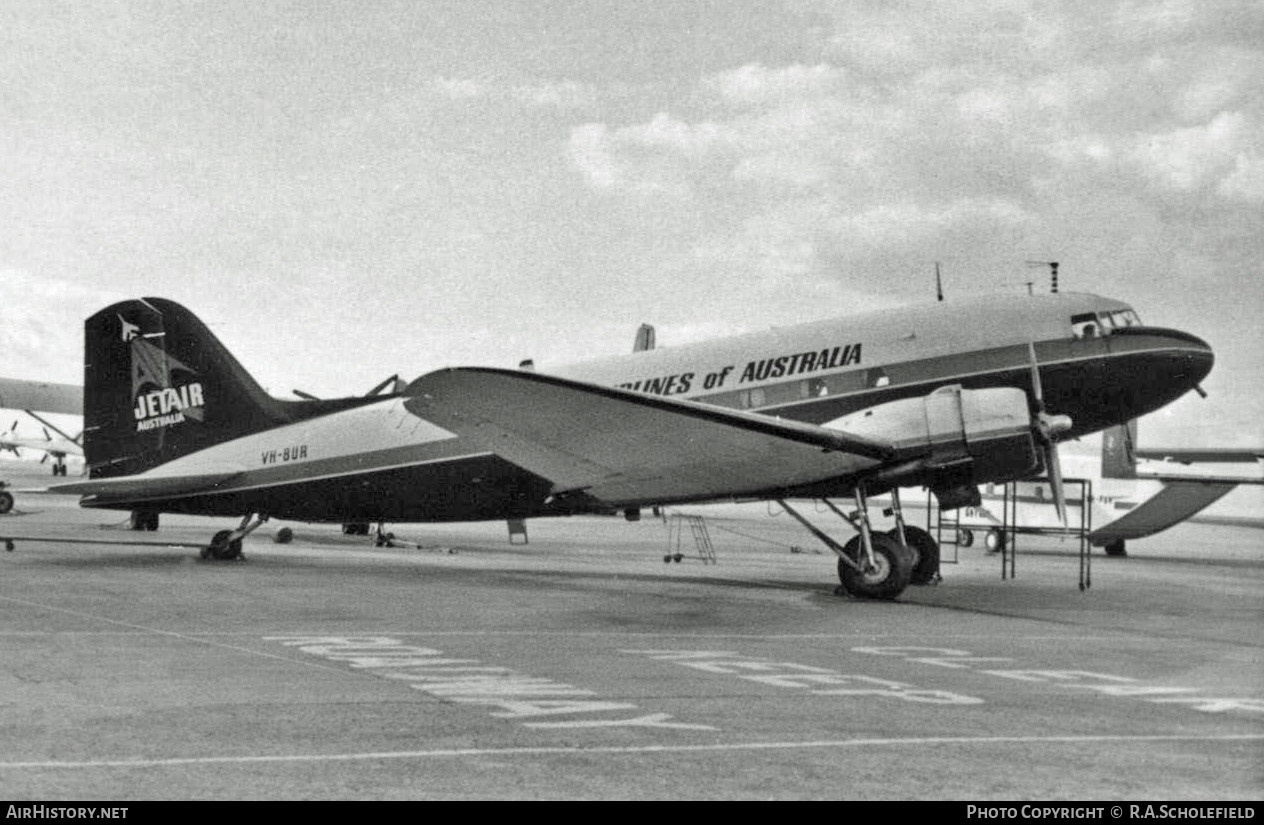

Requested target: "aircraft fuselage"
[{"left": 79, "top": 292, "right": 1213, "bottom": 523}]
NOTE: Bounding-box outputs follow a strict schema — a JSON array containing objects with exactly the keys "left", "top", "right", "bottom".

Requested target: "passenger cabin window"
[{"left": 739, "top": 387, "right": 767, "bottom": 409}]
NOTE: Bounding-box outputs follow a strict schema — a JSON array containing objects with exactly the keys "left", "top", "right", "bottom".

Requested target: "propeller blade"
[
  {"left": 1045, "top": 442, "right": 1067, "bottom": 526},
  {"left": 1028, "top": 340, "right": 1071, "bottom": 525},
  {"left": 1027, "top": 342, "right": 1044, "bottom": 407}
]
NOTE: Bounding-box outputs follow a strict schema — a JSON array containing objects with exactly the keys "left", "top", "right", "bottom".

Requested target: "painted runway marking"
[
  {"left": 0, "top": 595, "right": 364, "bottom": 677},
  {"left": 624, "top": 649, "right": 983, "bottom": 704},
  {"left": 4, "top": 734, "right": 1260, "bottom": 770},
  {"left": 267, "top": 635, "right": 715, "bottom": 731},
  {"left": 853, "top": 646, "right": 1264, "bottom": 714}
]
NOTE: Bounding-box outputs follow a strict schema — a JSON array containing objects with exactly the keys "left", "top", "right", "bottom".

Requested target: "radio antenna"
[
  {"left": 1025, "top": 260, "right": 1059, "bottom": 294},
  {"left": 935, "top": 262, "right": 944, "bottom": 302}
]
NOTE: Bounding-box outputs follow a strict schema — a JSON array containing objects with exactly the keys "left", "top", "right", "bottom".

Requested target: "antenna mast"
[
  {"left": 1025, "top": 260, "right": 1059, "bottom": 294},
  {"left": 935, "top": 262, "right": 944, "bottom": 302}
]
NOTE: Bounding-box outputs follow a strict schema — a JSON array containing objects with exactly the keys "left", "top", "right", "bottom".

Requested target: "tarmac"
[{"left": 0, "top": 482, "right": 1260, "bottom": 800}]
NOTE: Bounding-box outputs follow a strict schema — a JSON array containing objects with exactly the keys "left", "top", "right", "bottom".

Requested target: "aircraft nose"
[
  {"left": 1111, "top": 325, "right": 1214, "bottom": 416},
  {"left": 1159, "top": 327, "right": 1214, "bottom": 387}
]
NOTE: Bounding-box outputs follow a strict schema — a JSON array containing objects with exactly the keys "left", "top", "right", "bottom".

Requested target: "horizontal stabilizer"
[
  {"left": 1133, "top": 448, "right": 1264, "bottom": 463},
  {"left": 48, "top": 470, "right": 243, "bottom": 500},
  {"left": 406, "top": 367, "right": 894, "bottom": 505},
  {"left": 1089, "top": 480, "right": 1237, "bottom": 543}
]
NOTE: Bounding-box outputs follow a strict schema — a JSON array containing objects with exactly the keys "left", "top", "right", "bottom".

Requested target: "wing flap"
[{"left": 405, "top": 368, "right": 894, "bottom": 505}]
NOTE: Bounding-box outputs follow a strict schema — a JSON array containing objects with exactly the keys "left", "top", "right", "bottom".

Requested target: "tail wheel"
[
  {"left": 203, "top": 529, "right": 243, "bottom": 561},
  {"left": 888, "top": 526, "right": 940, "bottom": 585},
  {"left": 0, "top": 491, "right": 13, "bottom": 515},
  {"left": 130, "top": 510, "right": 160, "bottom": 531},
  {"left": 837, "top": 533, "right": 913, "bottom": 600}
]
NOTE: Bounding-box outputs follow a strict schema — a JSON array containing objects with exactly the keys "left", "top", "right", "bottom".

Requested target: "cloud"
[
  {"left": 565, "top": 1, "right": 1264, "bottom": 312},
  {"left": 568, "top": 113, "right": 734, "bottom": 196},
  {"left": 424, "top": 75, "right": 600, "bottom": 109},
  {"left": 1128, "top": 111, "right": 1259, "bottom": 195},
  {"left": 704, "top": 63, "right": 847, "bottom": 107},
  {"left": 0, "top": 270, "right": 126, "bottom": 383}
]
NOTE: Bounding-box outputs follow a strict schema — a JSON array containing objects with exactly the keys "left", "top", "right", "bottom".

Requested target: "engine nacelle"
[{"left": 827, "top": 385, "right": 1041, "bottom": 509}]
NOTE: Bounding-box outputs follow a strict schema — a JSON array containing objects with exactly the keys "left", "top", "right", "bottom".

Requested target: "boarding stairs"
[{"left": 663, "top": 514, "right": 717, "bottom": 564}]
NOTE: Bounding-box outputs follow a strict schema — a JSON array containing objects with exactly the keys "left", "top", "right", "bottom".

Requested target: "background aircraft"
[
  {"left": 926, "top": 420, "right": 1263, "bottom": 555},
  {"left": 0, "top": 379, "right": 85, "bottom": 482},
  {"left": 0, "top": 416, "right": 83, "bottom": 476}
]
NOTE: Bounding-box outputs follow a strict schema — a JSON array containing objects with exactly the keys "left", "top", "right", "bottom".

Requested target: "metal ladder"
[{"left": 664, "top": 514, "right": 717, "bottom": 564}]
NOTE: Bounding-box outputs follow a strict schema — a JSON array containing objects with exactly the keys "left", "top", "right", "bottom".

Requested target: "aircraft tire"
[
  {"left": 889, "top": 526, "right": 940, "bottom": 585},
  {"left": 274, "top": 527, "right": 294, "bottom": 544},
  {"left": 1103, "top": 539, "right": 1127, "bottom": 557},
  {"left": 0, "top": 491, "right": 13, "bottom": 515},
  {"left": 984, "top": 528, "right": 1006, "bottom": 553},
  {"left": 837, "top": 533, "right": 913, "bottom": 600},
  {"left": 958, "top": 529, "right": 975, "bottom": 548},
  {"left": 206, "top": 529, "right": 243, "bottom": 561}
]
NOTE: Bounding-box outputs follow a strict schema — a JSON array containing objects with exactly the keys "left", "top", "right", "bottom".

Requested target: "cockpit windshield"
[{"left": 1071, "top": 308, "right": 1143, "bottom": 338}]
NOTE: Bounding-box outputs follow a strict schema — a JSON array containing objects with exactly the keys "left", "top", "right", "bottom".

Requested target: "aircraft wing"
[
  {"left": 46, "top": 470, "right": 244, "bottom": 501},
  {"left": 406, "top": 367, "right": 896, "bottom": 506},
  {"left": 0, "top": 378, "right": 82, "bottom": 416},
  {"left": 1089, "top": 480, "right": 1238, "bottom": 544}
]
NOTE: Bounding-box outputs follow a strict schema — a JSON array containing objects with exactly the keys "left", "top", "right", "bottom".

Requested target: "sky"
[{"left": 1, "top": 0, "right": 1261, "bottom": 448}]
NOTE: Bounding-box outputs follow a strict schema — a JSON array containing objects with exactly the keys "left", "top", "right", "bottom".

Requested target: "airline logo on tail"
[{"left": 120, "top": 314, "right": 206, "bottom": 432}]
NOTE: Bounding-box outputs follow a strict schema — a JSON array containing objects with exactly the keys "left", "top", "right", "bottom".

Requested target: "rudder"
[
  {"left": 1100, "top": 419, "right": 1139, "bottom": 480},
  {"left": 84, "top": 298, "right": 291, "bottom": 479}
]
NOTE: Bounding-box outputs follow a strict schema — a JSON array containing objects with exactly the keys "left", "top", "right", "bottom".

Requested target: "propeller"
[
  {"left": 1, "top": 421, "right": 19, "bottom": 456},
  {"left": 1028, "top": 342, "right": 1073, "bottom": 525}
]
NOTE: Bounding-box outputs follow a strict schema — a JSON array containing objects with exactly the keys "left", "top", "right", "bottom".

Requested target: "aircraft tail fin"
[
  {"left": 84, "top": 298, "right": 299, "bottom": 479},
  {"left": 85, "top": 297, "right": 393, "bottom": 481},
  {"left": 1101, "top": 419, "right": 1139, "bottom": 480}
]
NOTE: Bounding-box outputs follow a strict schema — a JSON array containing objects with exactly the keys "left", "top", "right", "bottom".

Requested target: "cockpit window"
[
  {"left": 1070, "top": 312, "right": 1100, "bottom": 338},
  {"left": 1109, "top": 309, "right": 1141, "bottom": 328},
  {"left": 1071, "top": 309, "right": 1142, "bottom": 338}
]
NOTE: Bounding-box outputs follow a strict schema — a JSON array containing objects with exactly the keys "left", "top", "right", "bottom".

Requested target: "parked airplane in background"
[
  {"left": 0, "top": 418, "right": 83, "bottom": 476},
  {"left": 44, "top": 293, "right": 1211, "bottom": 600},
  {"left": 936, "top": 420, "right": 1263, "bottom": 556}
]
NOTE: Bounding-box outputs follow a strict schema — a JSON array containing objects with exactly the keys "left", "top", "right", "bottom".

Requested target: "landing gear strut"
[
  {"left": 201, "top": 513, "right": 269, "bottom": 561},
  {"left": 777, "top": 484, "right": 926, "bottom": 600}
]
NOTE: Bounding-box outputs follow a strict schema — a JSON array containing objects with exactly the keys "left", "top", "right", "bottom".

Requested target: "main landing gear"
[
  {"left": 776, "top": 486, "right": 941, "bottom": 600},
  {"left": 201, "top": 513, "right": 270, "bottom": 561}
]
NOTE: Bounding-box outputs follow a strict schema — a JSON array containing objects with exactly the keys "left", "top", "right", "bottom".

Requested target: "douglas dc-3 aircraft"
[{"left": 46, "top": 294, "right": 1213, "bottom": 600}]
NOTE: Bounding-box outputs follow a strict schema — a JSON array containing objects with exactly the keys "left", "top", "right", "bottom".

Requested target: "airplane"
[
  {"left": 0, "top": 417, "right": 83, "bottom": 476},
  {"left": 881, "top": 419, "right": 1263, "bottom": 557},
  {"left": 41, "top": 292, "right": 1212, "bottom": 601}
]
